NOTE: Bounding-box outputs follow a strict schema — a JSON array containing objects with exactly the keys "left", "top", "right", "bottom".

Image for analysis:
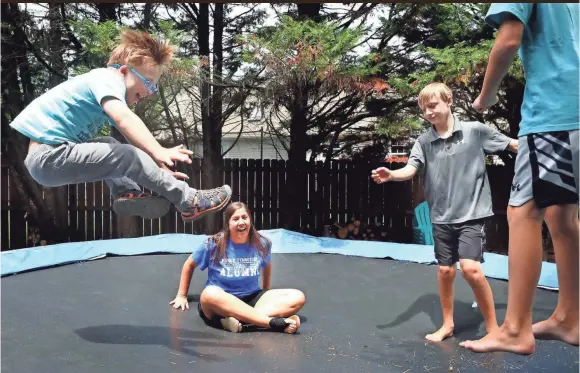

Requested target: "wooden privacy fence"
[{"left": 1, "top": 158, "right": 518, "bottom": 255}]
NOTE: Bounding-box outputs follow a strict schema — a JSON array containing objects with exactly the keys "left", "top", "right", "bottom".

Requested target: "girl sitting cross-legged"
[{"left": 170, "top": 202, "right": 306, "bottom": 334}]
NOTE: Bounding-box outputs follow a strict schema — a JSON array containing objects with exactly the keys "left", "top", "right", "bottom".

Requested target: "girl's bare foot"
[
  {"left": 284, "top": 315, "right": 300, "bottom": 334},
  {"left": 220, "top": 316, "right": 243, "bottom": 333}
]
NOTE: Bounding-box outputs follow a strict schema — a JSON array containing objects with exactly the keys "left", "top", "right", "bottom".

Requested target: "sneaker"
[
  {"left": 113, "top": 191, "right": 171, "bottom": 219},
  {"left": 220, "top": 317, "right": 243, "bottom": 333},
  {"left": 181, "top": 185, "right": 232, "bottom": 223}
]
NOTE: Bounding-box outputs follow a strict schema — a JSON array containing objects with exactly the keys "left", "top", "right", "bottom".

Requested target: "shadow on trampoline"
[
  {"left": 376, "top": 293, "right": 555, "bottom": 340},
  {"left": 74, "top": 324, "right": 253, "bottom": 362}
]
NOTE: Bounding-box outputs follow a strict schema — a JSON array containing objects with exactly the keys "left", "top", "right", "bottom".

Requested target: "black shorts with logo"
[
  {"left": 198, "top": 289, "right": 268, "bottom": 329},
  {"left": 432, "top": 218, "right": 487, "bottom": 266}
]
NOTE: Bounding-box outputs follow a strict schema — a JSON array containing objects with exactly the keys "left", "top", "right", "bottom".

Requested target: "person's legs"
[
  {"left": 533, "top": 130, "right": 580, "bottom": 346},
  {"left": 459, "top": 260, "right": 498, "bottom": 333},
  {"left": 532, "top": 205, "right": 579, "bottom": 345},
  {"left": 24, "top": 141, "right": 231, "bottom": 222},
  {"left": 251, "top": 289, "right": 305, "bottom": 333},
  {"left": 85, "top": 137, "right": 141, "bottom": 195},
  {"left": 86, "top": 137, "right": 171, "bottom": 219},
  {"left": 457, "top": 219, "right": 498, "bottom": 333},
  {"left": 427, "top": 223, "right": 457, "bottom": 342},
  {"left": 460, "top": 201, "right": 543, "bottom": 354},
  {"left": 199, "top": 286, "right": 298, "bottom": 333},
  {"left": 461, "top": 131, "right": 578, "bottom": 354},
  {"left": 218, "top": 289, "right": 305, "bottom": 334},
  {"left": 252, "top": 288, "right": 306, "bottom": 317}
]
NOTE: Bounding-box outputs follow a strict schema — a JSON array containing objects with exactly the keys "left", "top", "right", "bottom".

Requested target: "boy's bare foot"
[
  {"left": 533, "top": 317, "right": 579, "bottom": 346},
  {"left": 425, "top": 324, "right": 454, "bottom": 342},
  {"left": 459, "top": 324, "right": 536, "bottom": 354},
  {"left": 284, "top": 315, "right": 300, "bottom": 334},
  {"left": 485, "top": 323, "right": 499, "bottom": 334}
]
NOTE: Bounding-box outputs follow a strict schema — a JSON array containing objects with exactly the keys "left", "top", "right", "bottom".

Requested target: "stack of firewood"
[{"left": 325, "top": 216, "right": 389, "bottom": 242}]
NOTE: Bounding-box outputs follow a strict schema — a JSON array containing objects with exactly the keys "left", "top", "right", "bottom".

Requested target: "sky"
[{"left": 21, "top": 3, "right": 388, "bottom": 56}]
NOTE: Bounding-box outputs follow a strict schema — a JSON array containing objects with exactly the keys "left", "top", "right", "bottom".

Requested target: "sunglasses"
[{"left": 109, "top": 64, "right": 158, "bottom": 94}]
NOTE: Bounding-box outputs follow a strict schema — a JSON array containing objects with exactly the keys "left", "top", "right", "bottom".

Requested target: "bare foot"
[
  {"left": 284, "top": 315, "right": 300, "bottom": 334},
  {"left": 486, "top": 323, "right": 499, "bottom": 334},
  {"left": 533, "top": 317, "right": 579, "bottom": 346},
  {"left": 220, "top": 317, "right": 243, "bottom": 333},
  {"left": 459, "top": 325, "right": 535, "bottom": 354},
  {"left": 425, "top": 325, "right": 454, "bottom": 342}
]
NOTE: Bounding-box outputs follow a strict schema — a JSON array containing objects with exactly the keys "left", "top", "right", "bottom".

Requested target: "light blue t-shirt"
[
  {"left": 192, "top": 234, "right": 272, "bottom": 298},
  {"left": 485, "top": 3, "right": 579, "bottom": 136},
  {"left": 9, "top": 68, "right": 127, "bottom": 144}
]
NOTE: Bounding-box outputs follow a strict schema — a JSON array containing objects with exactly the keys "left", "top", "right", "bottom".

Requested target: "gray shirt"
[{"left": 408, "top": 115, "right": 511, "bottom": 224}]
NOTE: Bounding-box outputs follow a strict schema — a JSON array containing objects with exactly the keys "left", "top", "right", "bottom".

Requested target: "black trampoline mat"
[{"left": 2, "top": 253, "right": 578, "bottom": 373}]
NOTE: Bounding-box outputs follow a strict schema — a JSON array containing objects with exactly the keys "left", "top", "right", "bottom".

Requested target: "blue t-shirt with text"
[
  {"left": 192, "top": 235, "right": 271, "bottom": 298},
  {"left": 9, "top": 68, "right": 127, "bottom": 144}
]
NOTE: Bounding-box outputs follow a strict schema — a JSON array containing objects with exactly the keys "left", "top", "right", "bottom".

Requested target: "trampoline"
[{"left": 2, "top": 230, "right": 577, "bottom": 373}]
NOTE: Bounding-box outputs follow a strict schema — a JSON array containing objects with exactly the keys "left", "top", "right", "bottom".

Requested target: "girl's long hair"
[{"left": 207, "top": 202, "right": 270, "bottom": 264}]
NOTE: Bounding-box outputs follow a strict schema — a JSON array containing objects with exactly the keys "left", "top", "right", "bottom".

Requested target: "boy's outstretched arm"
[
  {"left": 372, "top": 140, "right": 423, "bottom": 184},
  {"left": 102, "top": 98, "right": 193, "bottom": 168},
  {"left": 371, "top": 164, "right": 418, "bottom": 183},
  {"left": 169, "top": 256, "right": 197, "bottom": 311},
  {"left": 474, "top": 17, "right": 524, "bottom": 113}
]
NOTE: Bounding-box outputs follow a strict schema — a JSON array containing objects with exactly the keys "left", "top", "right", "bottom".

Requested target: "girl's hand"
[{"left": 169, "top": 295, "right": 189, "bottom": 311}]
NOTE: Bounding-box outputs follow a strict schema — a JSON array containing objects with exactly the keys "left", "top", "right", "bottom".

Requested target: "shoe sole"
[
  {"left": 220, "top": 317, "right": 242, "bottom": 333},
  {"left": 181, "top": 190, "right": 232, "bottom": 223},
  {"left": 113, "top": 197, "right": 171, "bottom": 219}
]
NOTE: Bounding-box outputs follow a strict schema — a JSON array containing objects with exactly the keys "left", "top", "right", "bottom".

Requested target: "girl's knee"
[
  {"left": 290, "top": 289, "right": 306, "bottom": 308},
  {"left": 200, "top": 286, "right": 225, "bottom": 305}
]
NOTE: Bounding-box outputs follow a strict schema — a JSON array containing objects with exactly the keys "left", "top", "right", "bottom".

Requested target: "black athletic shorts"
[
  {"left": 198, "top": 289, "right": 268, "bottom": 329},
  {"left": 432, "top": 218, "right": 487, "bottom": 266}
]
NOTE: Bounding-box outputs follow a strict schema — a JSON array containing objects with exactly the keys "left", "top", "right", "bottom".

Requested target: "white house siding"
[{"left": 191, "top": 137, "right": 288, "bottom": 160}]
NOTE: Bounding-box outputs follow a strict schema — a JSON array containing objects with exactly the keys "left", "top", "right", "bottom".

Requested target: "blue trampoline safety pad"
[{"left": 0, "top": 229, "right": 559, "bottom": 290}]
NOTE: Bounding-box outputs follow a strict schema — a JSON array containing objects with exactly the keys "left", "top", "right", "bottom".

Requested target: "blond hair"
[
  {"left": 418, "top": 83, "right": 453, "bottom": 110},
  {"left": 108, "top": 29, "right": 175, "bottom": 68}
]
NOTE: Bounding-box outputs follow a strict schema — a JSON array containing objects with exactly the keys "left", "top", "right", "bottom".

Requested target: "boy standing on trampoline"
[
  {"left": 170, "top": 202, "right": 305, "bottom": 334},
  {"left": 371, "top": 82, "right": 518, "bottom": 342},
  {"left": 461, "top": 3, "right": 579, "bottom": 354},
  {"left": 9, "top": 29, "right": 231, "bottom": 222}
]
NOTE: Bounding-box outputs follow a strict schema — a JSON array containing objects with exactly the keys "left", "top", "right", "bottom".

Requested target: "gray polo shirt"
[{"left": 408, "top": 115, "right": 511, "bottom": 224}]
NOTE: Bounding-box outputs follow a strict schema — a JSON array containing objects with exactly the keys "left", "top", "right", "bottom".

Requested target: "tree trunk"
[
  {"left": 41, "top": 3, "right": 70, "bottom": 235},
  {"left": 99, "top": 3, "right": 123, "bottom": 146},
  {"left": 195, "top": 4, "right": 224, "bottom": 234},
  {"left": 94, "top": 3, "right": 141, "bottom": 237},
  {"left": 143, "top": 3, "right": 152, "bottom": 30},
  {"left": 1, "top": 3, "right": 75, "bottom": 245},
  {"left": 96, "top": 3, "right": 118, "bottom": 23},
  {"left": 280, "top": 4, "right": 322, "bottom": 231}
]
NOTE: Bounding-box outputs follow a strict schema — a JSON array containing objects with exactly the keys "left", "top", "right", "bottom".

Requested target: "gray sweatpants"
[{"left": 24, "top": 136, "right": 195, "bottom": 211}]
